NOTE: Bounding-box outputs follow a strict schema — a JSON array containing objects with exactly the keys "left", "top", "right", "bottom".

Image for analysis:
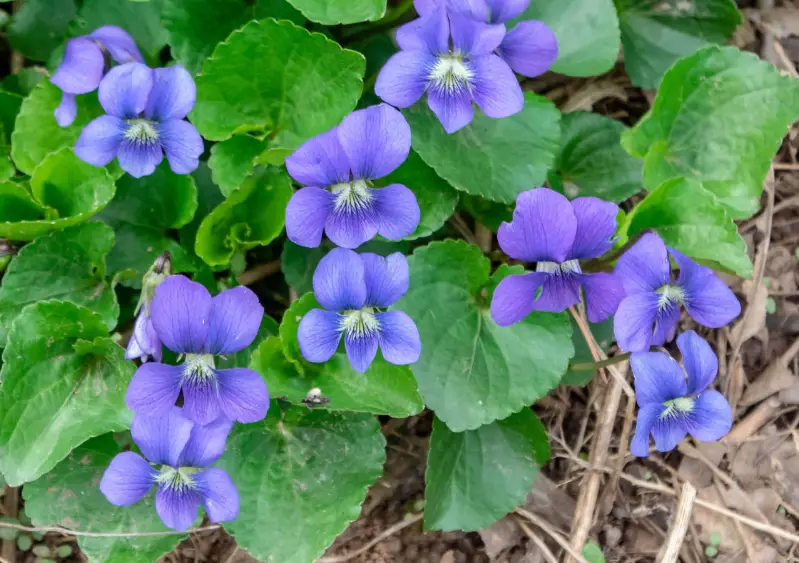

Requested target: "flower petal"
[
  {"left": 145, "top": 66, "right": 196, "bottom": 121},
  {"left": 158, "top": 119, "right": 204, "bottom": 175},
  {"left": 396, "top": 8, "right": 449, "bottom": 53},
  {"left": 485, "top": 0, "right": 529, "bottom": 23},
  {"left": 156, "top": 486, "right": 201, "bottom": 531},
  {"left": 216, "top": 367, "right": 270, "bottom": 424},
  {"left": 285, "top": 187, "right": 334, "bottom": 248},
  {"left": 677, "top": 330, "right": 718, "bottom": 396},
  {"left": 579, "top": 272, "right": 625, "bottom": 323},
  {"left": 414, "top": 0, "right": 491, "bottom": 20},
  {"left": 471, "top": 54, "right": 524, "bottom": 119},
  {"left": 630, "top": 404, "right": 662, "bottom": 458},
  {"left": 298, "top": 309, "right": 343, "bottom": 363},
  {"left": 131, "top": 408, "right": 194, "bottom": 467},
  {"left": 89, "top": 25, "right": 143, "bottom": 63},
  {"left": 206, "top": 285, "right": 264, "bottom": 355},
  {"left": 630, "top": 351, "right": 687, "bottom": 407},
  {"left": 195, "top": 468, "right": 240, "bottom": 523},
  {"left": 345, "top": 333, "right": 379, "bottom": 373},
  {"left": 362, "top": 252, "right": 409, "bottom": 308},
  {"left": 498, "top": 20, "right": 558, "bottom": 77},
  {"left": 670, "top": 248, "right": 741, "bottom": 328},
  {"left": 614, "top": 232, "right": 670, "bottom": 294},
  {"left": 497, "top": 188, "right": 577, "bottom": 263},
  {"left": 651, "top": 416, "right": 688, "bottom": 453},
  {"left": 450, "top": 14, "right": 506, "bottom": 56},
  {"left": 337, "top": 104, "right": 411, "bottom": 180},
  {"left": 614, "top": 292, "right": 659, "bottom": 353},
  {"left": 374, "top": 184, "right": 421, "bottom": 240},
  {"left": 685, "top": 390, "right": 732, "bottom": 443},
  {"left": 98, "top": 62, "right": 154, "bottom": 119},
  {"left": 182, "top": 377, "right": 222, "bottom": 427},
  {"left": 126, "top": 312, "right": 162, "bottom": 362},
  {"left": 568, "top": 197, "right": 619, "bottom": 260},
  {"left": 178, "top": 418, "right": 233, "bottom": 468},
  {"left": 74, "top": 115, "right": 126, "bottom": 167},
  {"left": 376, "top": 310, "right": 421, "bottom": 365},
  {"left": 118, "top": 138, "right": 164, "bottom": 178},
  {"left": 427, "top": 85, "right": 474, "bottom": 134},
  {"left": 375, "top": 51, "right": 434, "bottom": 109},
  {"left": 325, "top": 204, "right": 380, "bottom": 249},
  {"left": 531, "top": 273, "right": 581, "bottom": 313},
  {"left": 150, "top": 275, "right": 213, "bottom": 354},
  {"left": 312, "top": 248, "right": 368, "bottom": 311},
  {"left": 651, "top": 302, "right": 680, "bottom": 347},
  {"left": 490, "top": 272, "right": 548, "bottom": 326},
  {"left": 100, "top": 452, "right": 155, "bottom": 506},
  {"left": 286, "top": 129, "right": 351, "bottom": 187},
  {"left": 51, "top": 37, "right": 104, "bottom": 94},
  {"left": 55, "top": 93, "right": 77, "bottom": 127},
  {"left": 126, "top": 362, "right": 183, "bottom": 416}
]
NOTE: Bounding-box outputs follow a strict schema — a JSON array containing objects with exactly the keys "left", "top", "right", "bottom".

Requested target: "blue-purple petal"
[
  {"left": 216, "top": 367, "right": 270, "bottom": 424},
  {"left": 427, "top": 85, "right": 474, "bottom": 134},
  {"left": 374, "top": 184, "right": 421, "bottom": 241},
  {"left": 118, "top": 137, "right": 164, "bottom": 178},
  {"left": 677, "top": 331, "right": 718, "bottom": 396},
  {"left": 125, "top": 312, "right": 162, "bottom": 363},
  {"left": 285, "top": 187, "right": 334, "bottom": 248},
  {"left": 490, "top": 272, "right": 548, "bottom": 326},
  {"left": 178, "top": 418, "right": 233, "bottom": 468},
  {"left": 298, "top": 309, "right": 343, "bottom": 363},
  {"left": 630, "top": 351, "right": 687, "bottom": 407},
  {"left": 568, "top": 197, "right": 619, "bottom": 260},
  {"left": 449, "top": 13, "right": 506, "bottom": 56},
  {"left": 651, "top": 302, "right": 680, "bottom": 347},
  {"left": 375, "top": 51, "right": 433, "bottom": 109},
  {"left": 485, "top": 0, "right": 530, "bottom": 23},
  {"left": 614, "top": 232, "right": 670, "bottom": 294},
  {"left": 126, "top": 362, "right": 183, "bottom": 416},
  {"left": 54, "top": 93, "right": 77, "bottom": 127},
  {"left": 396, "top": 8, "right": 449, "bottom": 53},
  {"left": 345, "top": 332, "right": 379, "bottom": 373},
  {"left": 324, "top": 204, "right": 380, "bottom": 249},
  {"left": 312, "top": 248, "right": 368, "bottom": 311},
  {"left": 532, "top": 273, "right": 581, "bottom": 313},
  {"left": 195, "top": 468, "right": 240, "bottom": 523},
  {"left": 614, "top": 292, "right": 659, "bottom": 353},
  {"left": 99, "top": 452, "right": 156, "bottom": 506},
  {"left": 286, "top": 129, "right": 350, "bottom": 187},
  {"left": 206, "top": 285, "right": 264, "bottom": 355},
  {"left": 98, "top": 62, "right": 154, "bottom": 119},
  {"left": 337, "top": 104, "right": 411, "bottom": 181},
  {"left": 158, "top": 119, "right": 204, "bottom": 175},
  {"left": 630, "top": 404, "right": 661, "bottom": 458},
  {"left": 181, "top": 377, "right": 222, "bottom": 426},
  {"left": 579, "top": 272, "right": 624, "bottom": 323},
  {"left": 414, "top": 0, "right": 491, "bottom": 21},
  {"left": 155, "top": 485, "right": 201, "bottom": 531},
  {"left": 651, "top": 417, "right": 688, "bottom": 453},
  {"left": 376, "top": 310, "right": 421, "bottom": 365},
  {"left": 130, "top": 408, "right": 194, "bottom": 467},
  {"left": 670, "top": 248, "right": 741, "bottom": 328},
  {"left": 150, "top": 275, "right": 213, "bottom": 354},
  {"left": 74, "top": 115, "right": 126, "bottom": 167},
  {"left": 362, "top": 252, "right": 409, "bottom": 308},
  {"left": 51, "top": 37, "right": 104, "bottom": 95},
  {"left": 471, "top": 54, "right": 524, "bottom": 118},
  {"left": 498, "top": 20, "right": 558, "bottom": 77},
  {"left": 89, "top": 25, "right": 143, "bottom": 64},
  {"left": 144, "top": 66, "right": 196, "bottom": 121},
  {"left": 685, "top": 390, "right": 732, "bottom": 443}
]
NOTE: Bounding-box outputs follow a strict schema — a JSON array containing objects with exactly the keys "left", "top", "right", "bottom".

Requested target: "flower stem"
[{"left": 568, "top": 352, "right": 631, "bottom": 373}]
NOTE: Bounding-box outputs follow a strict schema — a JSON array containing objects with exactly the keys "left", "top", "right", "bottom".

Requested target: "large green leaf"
[
  {"left": 0, "top": 222, "right": 119, "bottom": 346},
  {"left": 163, "top": 0, "right": 303, "bottom": 74},
  {"left": 0, "top": 91, "right": 24, "bottom": 140},
  {"left": 0, "top": 301, "right": 134, "bottom": 485},
  {"left": 517, "top": 0, "right": 620, "bottom": 77},
  {"left": 98, "top": 162, "right": 199, "bottom": 287},
  {"left": 7, "top": 0, "right": 76, "bottom": 61},
  {"left": 615, "top": 0, "right": 741, "bottom": 88},
  {"left": 621, "top": 177, "right": 751, "bottom": 277},
  {"left": 425, "top": 409, "right": 549, "bottom": 531},
  {"left": 285, "top": 0, "right": 385, "bottom": 24},
  {"left": 24, "top": 435, "right": 185, "bottom": 563},
  {"left": 623, "top": 45, "right": 799, "bottom": 219},
  {"left": 195, "top": 167, "right": 292, "bottom": 266},
  {"left": 548, "top": 112, "right": 642, "bottom": 202},
  {"left": 191, "top": 18, "right": 365, "bottom": 147},
  {"left": 207, "top": 135, "right": 269, "bottom": 197},
  {"left": 219, "top": 408, "right": 385, "bottom": 563},
  {"left": 396, "top": 241, "right": 574, "bottom": 431},
  {"left": 179, "top": 163, "right": 225, "bottom": 248},
  {"left": 406, "top": 93, "right": 560, "bottom": 204}
]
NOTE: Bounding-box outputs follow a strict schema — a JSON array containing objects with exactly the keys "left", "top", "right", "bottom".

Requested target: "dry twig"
[
  {"left": 316, "top": 513, "right": 423, "bottom": 563},
  {"left": 656, "top": 482, "right": 697, "bottom": 563},
  {"left": 514, "top": 508, "right": 589, "bottom": 563}
]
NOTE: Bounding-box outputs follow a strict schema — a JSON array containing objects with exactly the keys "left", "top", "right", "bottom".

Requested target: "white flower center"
[
  {"left": 155, "top": 466, "right": 198, "bottom": 492},
  {"left": 656, "top": 284, "right": 685, "bottom": 311},
  {"left": 124, "top": 119, "right": 159, "bottom": 144},
  {"left": 660, "top": 396, "right": 695, "bottom": 419},
  {"left": 428, "top": 53, "right": 473, "bottom": 93},
  {"left": 331, "top": 179, "right": 373, "bottom": 213},
  {"left": 183, "top": 353, "right": 215, "bottom": 381},
  {"left": 536, "top": 259, "right": 582, "bottom": 275},
  {"left": 340, "top": 308, "right": 380, "bottom": 339}
]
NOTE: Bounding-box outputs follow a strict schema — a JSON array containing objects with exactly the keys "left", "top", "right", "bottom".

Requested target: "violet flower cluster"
[
  {"left": 52, "top": 26, "right": 203, "bottom": 178},
  {"left": 490, "top": 187, "right": 741, "bottom": 456}
]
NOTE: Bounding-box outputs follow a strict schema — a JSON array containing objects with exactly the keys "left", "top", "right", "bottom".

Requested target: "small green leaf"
[
  {"left": 0, "top": 302, "right": 134, "bottom": 485},
  {"left": 548, "top": 112, "right": 642, "bottom": 202},
  {"left": 208, "top": 135, "right": 269, "bottom": 197},
  {"left": 516, "top": 0, "right": 620, "bottom": 76},
  {"left": 615, "top": 0, "right": 741, "bottom": 88},
  {"left": 0, "top": 222, "right": 119, "bottom": 346},
  {"left": 24, "top": 434, "right": 185, "bottom": 562},
  {"left": 582, "top": 540, "right": 606, "bottom": 563},
  {"left": 285, "top": 0, "right": 385, "bottom": 24},
  {"left": 2, "top": 68, "right": 46, "bottom": 96},
  {"left": 16, "top": 535, "right": 32, "bottom": 552},
  {"left": 179, "top": 163, "right": 225, "bottom": 249},
  {"left": 709, "top": 531, "right": 722, "bottom": 546},
  {"left": 459, "top": 194, "right": 512, "bottom": 232},
  {"left": 281, "top": 241, "right": 328, "bottom": 295},
  {"left": 7, "top": 0, "right": 76, "bottom": 61},
  {"left": 623, "top": 45, "right": 799, "bottom": 219},
  {"left": 705, "top": 545, "right": 719, "bottom": 558},
  {"left": 192, "top": 19, "right": 365, "bottom": 146},
  {"left": 219, "top": 408, "right": 385, "bottom": 563},
  {"left": 0, "top": 91, "right": 24, "bottom": 141},
  {"left": 395, "top": 240, "right": 574, "bottom": 431},
  {"left": 406, "top": 93, "right": 560, "bottom": 204},
  {"left": 195, "top": 167, "right": 293, "bottom": 266},
  {"left": 424, "top": 409, "right": 549, "bottom": 531},
  {"left": 562, "top": 317, "right": 614, "bottom": 386}
]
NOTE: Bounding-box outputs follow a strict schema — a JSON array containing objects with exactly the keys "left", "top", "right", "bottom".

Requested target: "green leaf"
[
  {"left": 425, "top": 409, "right": 549, "bottom": 531},
  {"left": 195, "top": 167, "right": 293, "bottom": 266},
  {"left": 406, "top": 93, "right": 560, "bottom": 204},
  {"left": 621, "top": 177, "right": 752, "bottom": 277},
  {"left": 562, "top": 317, "right": 614, "bottom": 386},
  {"left": 396, "top": 240, "right": 574, "bottom": 431},
  {"left": 11, "top": 82, "right": 108, "bottom": 176},
  {"left": 163, "top": 0, "right": 303, "bottom": 74},
  {"left": 179, "top": 163, "right": 225, "bottom": 249},
  {"left": 219, "top": 408, "right": 385, "bottom": 563},
  {"left": 285, "top": 0, "right": 385, "bottom": 24},
  {"left": 192, "top": 19, "right": 365, "bottom": 146},
  {"left": 615, "top": 0, "right": 741, "bottom": 88},
  {"left": 0, "top": 301, "right": 134, "bottom": 485},
  {"left": 0, "top": 91, "right": 23, "bottom": 142},
  {"left": 208, "top": 135, "right": 269, "bottom": 197},
  {"left": 24, "top": 435, "right": 185, "bottom": 563},
  {"left": 459, "top": 194, "right": 512, "bottom": 232},
  {"left": 1, "top": 68, "right": 46, "bottom": 96},
  {"left": 548, "top": 112, "right": 642, "bottom": 202},
  {"left": 0, "top": 222, "right": 119, "bottom": 346},
  {"left": 622, "top": 45, "right": 799, "bottom": 219},
  {"left": 281, "top": 241, "right": 328, "bottom": 295},
  {"left": 98, "top": 162, "right": 199, "bottom": 287},
  {"left": 7, "top": 0, "right": 76, "bottom": 61},
  {"left": 0, "top": 156, "right": 14, "bottom": 182},
  {"left": 517, "top": 0, "right": 620, "bottom": 76},
  {"left": 377, "top": 150, "right": 458, "bottom": 239},
  {"left": 582, "top": 541, "right": 606, "bottom": 563},
  {"left": 216, "top": 315, "right": 279, "bottom": 370}
]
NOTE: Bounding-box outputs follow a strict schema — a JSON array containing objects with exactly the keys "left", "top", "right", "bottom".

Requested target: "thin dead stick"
[
  {"left": 236, "top": 259, "right": 281, "bottom": 286},
  {"left": 474, "top": 222, "right": 492, "bottom": 253},
  {"left": 315, "top": 513, "right": 423, "bottom": 563},
  {"left": 726, "top": 396, "right": 781, "bottom": 442},
  {"left": 656, "top": 482, "right": 697, "bottom": 563},
  {"left": 0, "top": 520, "right": 220, "bottom": 538},
  {"left": 2, "top": 487, "right": 18, "bottom": 563},
  {"left": 448, "top": 213, "right": 478, "bottom": 245},
  {"left": 514, "top": 508, "right": 589, "bottom": 563},
  {"left": 516, "top": 518, "right": 559, "bottom": 563},
  {"left": 598, "top": 394, "right": 635, "bottom": 516}
]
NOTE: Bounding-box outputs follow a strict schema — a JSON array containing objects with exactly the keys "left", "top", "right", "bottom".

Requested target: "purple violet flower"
[
  {"left": 126, "top": 312, "right": 162, "bottom": 363},
  {"left": 74, "top": 62, "right": 204, "bottom": 178},
  {"left": 285, "top": 104, "right": 420, "bottom": 249},
  {"left": 614, "top": 233, "right": 741, "bottom": 353},
  {"left": 414, "top": 0, "right": 558, "bottom": 78},
  {"left": 631, "top": 331, "right": 732, "bottom": 456},
  {"left": 100, "top": 407, "right": 238, "bottom": 531},
  {"left": 375, "top": 7, "right": 523, "bottom": 133},
  {"left": 51, "top": 26, "right": 143, "bottom": 127},
  {"left": 126, "top": 275, "right": 269, "bottom": 425},
  {"left": 297, "top": 248, "right": 421, "bottom": 373},
  {"left": 491, "top": 188, "right": 625, "bottom": 326}
]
